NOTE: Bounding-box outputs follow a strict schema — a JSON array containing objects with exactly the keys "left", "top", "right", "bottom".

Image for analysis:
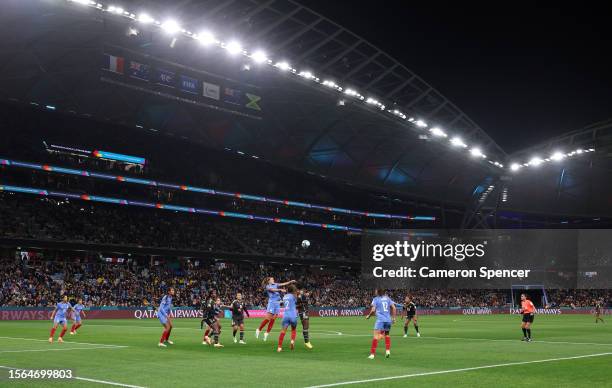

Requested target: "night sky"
[{"left": 300, "top": 1, "right": 612, "bottom": 154}]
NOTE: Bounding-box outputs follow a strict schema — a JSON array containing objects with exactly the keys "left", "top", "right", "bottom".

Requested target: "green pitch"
[{"left": 0, "top": 315, "right": 610, "bottom": 387}]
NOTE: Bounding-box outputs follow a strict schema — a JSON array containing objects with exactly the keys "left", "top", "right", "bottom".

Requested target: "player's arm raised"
[{"left": 277, "top": 280, "right": 296, "bottom": 286}]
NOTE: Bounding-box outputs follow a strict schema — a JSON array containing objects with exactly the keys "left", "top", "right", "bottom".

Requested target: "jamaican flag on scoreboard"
[{"left": 102, "top": 52, "right": 263, "bottom": 115}]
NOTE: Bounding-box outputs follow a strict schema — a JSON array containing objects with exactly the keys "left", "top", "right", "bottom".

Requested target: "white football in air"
[{"left": 301, "top": 240, "right": 311, "bottom": 249}]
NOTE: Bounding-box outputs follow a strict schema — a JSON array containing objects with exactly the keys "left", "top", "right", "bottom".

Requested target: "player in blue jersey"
[
  {"left": 69, "top": 298, "right": 87, "bottom": 335},
  {"left": 157, "top": 287, "right": 175, "bottom": 348},
  {"left": 256, "top": 276, "right": 296, "bottom": 341},
  {"left": 277, "top": 285, "right": 298, "bottom": 352},
  {"left": 49, "top": 295, "right": 75, "bottom": 343},
  {"left": 365, "top": 289, "right": 396, "bottom": 359}
]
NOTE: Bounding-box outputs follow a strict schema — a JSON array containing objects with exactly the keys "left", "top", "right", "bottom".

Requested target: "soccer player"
[
  {"left": 297, "top": 288, "right": 313, "bottom": 349},
  {"left": 157, "top": 287, "right": 175, "bottom": 347},
  {"left": 365, "top": 289, "right": 396, "bottom": 359},
  {"left": 203, "top": 296, "right": 226, "bottom": 348},
  {"left": 201, "top": 290, "right": 218, "bottom": 345},
  {"left": 256, "top": 277, "right": 296, "bottom": 341},
  {"left": 49, "top": 295, "right": 74, "bottom": 343},
  {"left": 277, "top": 284, "right": 298, "bottom": 352},
  {"left": 594, "top": 300, "right": 605, "bottom": 323},
  {"left": 69, "top": 298, "right": 87, "bottom": 335},
  {"left": 519, "top": 293, "right": 535, "bottom": 342},
  {"left": 231, "top": 292, "right": 250, "bottom": 344},
  {"left": 403, "top": 296, "right": 420, "bottom": 338}
]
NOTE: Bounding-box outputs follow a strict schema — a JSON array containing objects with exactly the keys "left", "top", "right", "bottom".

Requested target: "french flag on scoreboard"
[{"left": 103, "top": 54, "right": 125, "bottom": 74}]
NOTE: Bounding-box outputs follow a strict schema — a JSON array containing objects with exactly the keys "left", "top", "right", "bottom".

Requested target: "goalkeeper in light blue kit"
[
  {"left": 277, "top": 284, "right": 298, "bottom": 352},
  {"left": 365, "top": 289, "right": 396, "bottom": 359}
]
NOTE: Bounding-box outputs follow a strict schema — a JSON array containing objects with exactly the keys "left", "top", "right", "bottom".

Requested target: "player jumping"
[
  {"left": 231, "top": 292, "right": 250, "bottom": 344},
  {"left": 70, "top": 298, "right": 87, "bottom": 335},
  {"left": 277, "top": 284, "right": 298, "bottom": 352},
  {"left": 157, "top": 287, "right": 175, "bottom": 347},
  {"left": 519, "top": 293, "right": 535, "bottom": 342},
  {"left": 595, "top": 300, "right": 605, "bottom": 323},
  {"left": 297, "top": 288, "right": 313, "bottom": 349},
  {"left": 403, "top": 296, "right": 420, "bottom": 338},
  {"left": 256, "top": 277, "right": 296, "bottom": 341},
  {"left": 49, "top": 295, "right": 74, "bottom": 343},
  {"left": 366, "top": 289, "right": 396, "bottom": 359}
]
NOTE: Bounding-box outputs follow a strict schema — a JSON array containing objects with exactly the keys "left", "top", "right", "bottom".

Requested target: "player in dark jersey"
[
  {"left": 594, "top": 300, "right": 605, "bottom": 323},
  {"left": 297, "top": 288, "right": 313, "bottom": 349},
  {"left": 202, "top": 296, "right": 227, "bottom": 348},
  {"left": 403, "top": 296, "right": 420, "bottom": 338},
  {"left": 201, "top": 290, "right": 218, "bottom": 346},
  {"left": 231, "top": 292, "right": 250, "bottom": 344}
]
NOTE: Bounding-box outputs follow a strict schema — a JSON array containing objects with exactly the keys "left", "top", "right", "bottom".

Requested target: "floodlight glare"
[
  {"left": 450, "top": 137, "right": 467, "bottom": 148},
  {"left": 196, "top": 31, "right": 216, "bottom": 45},
  {"left": 161, "top": 20, "right": 181, "bottom": 34},
  {"left": 470, "top": 148, "right": 484, "bottom": 158},
  {"left": 430, "top": 127, "right": 447, "bottom": 137},
  {"left": 251, "top": 50, "right": 268, "bottom": 64},
  {"left": 415, "top": 120, "right": 428, "bottom": 128},
  {"left": 275, "top": 61, "right": 291, "bottom": 71},
  {"left": 510, "top": 163, "right": 521, "bottom": 171},
  {"left": 529, "top": 157, "right": 543, "bottom": 166},
  {"left": 137, "top": 13, "right": 154, "bottom": 23},
  {"left": 550, "top": 151, "right": 564, "bottom": 161},
  {"left": 226, "top": 41, "right": 243, "bottom": 55}
]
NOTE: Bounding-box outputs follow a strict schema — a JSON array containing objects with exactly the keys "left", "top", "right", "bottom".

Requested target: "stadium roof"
[{"left": 0, "top": 0, "right": 609, "bottom": 216}]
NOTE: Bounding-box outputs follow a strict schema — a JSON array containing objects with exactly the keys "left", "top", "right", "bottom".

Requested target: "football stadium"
[{"left": 0, "top": 1, "right": 610, "bottom": 387}]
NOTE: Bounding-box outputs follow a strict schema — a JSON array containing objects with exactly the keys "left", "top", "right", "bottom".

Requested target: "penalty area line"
[
  {"left": 0, "top": 336, "right": 127, "bottom": 348},
  {"left": 0, "top": 346, "right": 127, "bottom": 354},
  {"left": 0, "top": 365, "right": 146, "bottom": 388},
  {"left": 304, "top": 352, "right": 612, "bottom": 388}
]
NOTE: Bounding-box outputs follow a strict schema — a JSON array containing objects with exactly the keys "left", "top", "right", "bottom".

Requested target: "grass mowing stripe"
[
  {"left": 0, "top": 365, "right": 147, "bottom": 388},
  {"left": 304, "top": 352, "right": 612, "bottom": 388}
]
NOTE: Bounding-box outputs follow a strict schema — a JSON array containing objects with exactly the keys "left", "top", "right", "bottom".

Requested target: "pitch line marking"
[
  {"left": 0, "top": 346, "right": 127, "bottom": 354},
  {"left": 304, "top": 352, "right": 612, "bottom": 388},
  {"left": 0, "top": 365, "right": 146, "bottom": 388},
  {"left": 0, "top": 336, "right": 127, "bottom": 348}
]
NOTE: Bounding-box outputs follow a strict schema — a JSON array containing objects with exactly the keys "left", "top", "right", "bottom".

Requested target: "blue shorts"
[
  {"left": 374, "top": 321, "right": 392, "bottom": 331},
  {"left": 74, "top": 316, "right": 81, "bottom": 322},
  {"left": 54, "top": 317, "right": 66, "bottom": 325},
  {"left": 267, "top": 301, "right": 281, "bottom": 315},
  {"left": 158, "top": 313, "right": 169, "bottom": 325},
  {"left": 282, "top": 316, "right": 298, "bottom": 328}
]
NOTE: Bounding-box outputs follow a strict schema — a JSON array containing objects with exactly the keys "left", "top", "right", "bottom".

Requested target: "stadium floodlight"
[
  {"left": 344, "top": 89, "right": 359, "bottom": 96},
  {"left": 161, "top": 20, "right": 181, "bottom": 34},
  {"left": 430, "top": 127, "right": 447, "bottom": 138},
  {"left": 108, "top": 6, "right": 124, "bottom": 14},
  {"left": 550, "top": 151, "right": 564, "bottom": 161},
  {"left": 299, "top": 71, "right": 315, "bottom": 79},
  {"left": 529, "top": 157, "right": 543, "bottom": 166},
  {"left": 225, "top": 41, "right": 243, "bottom": 55},
  {"left": 415, "top": 120, "right": 428, "bottom": 128},
  {"left": 576, "top": 148, "right": 583, "bottom": 154},
  {"left": 137, "top": 13, "right": 154, "bottom": 24},
  {"left": 196, "top": 31, "right": 216, "bottom": 45},
  {"left": 470, "top": 148, "right": 485, "bottom": 158},
  {"left": 450, "top": 137, "right": 467, "bottom": 148},
  {"left": 251, "top": 50, "right": 268, "bottom": 64},
  {"left": 510, "top": 163, "right": 521, "bottom": 172},
  {"left": 275, "top": 61, "right": 291, "bottom": 71},
  {"left": 70, "top": 0, "right": 94, "bottom": 5}
]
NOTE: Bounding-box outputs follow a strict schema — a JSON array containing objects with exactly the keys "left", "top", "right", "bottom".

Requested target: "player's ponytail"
[{"left": 261, "top": 277, "right": 270, "bottom": 288}]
